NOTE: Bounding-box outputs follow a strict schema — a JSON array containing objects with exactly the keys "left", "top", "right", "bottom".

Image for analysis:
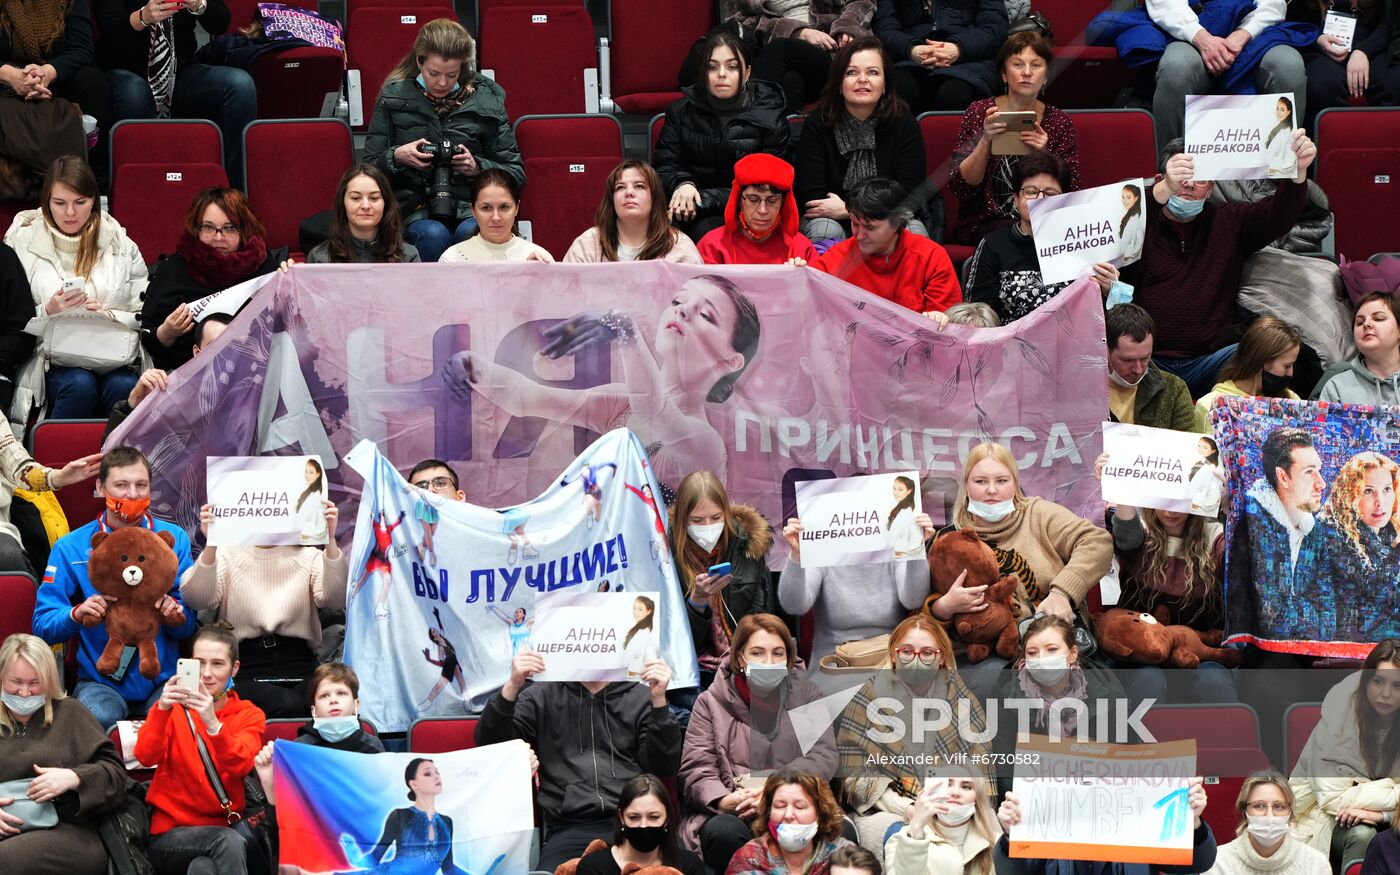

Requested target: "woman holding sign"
[
  {"left": 1207, "top": 771, "right": 1330, "bottom": 875},
  {"left": 1290, "top": 640, "right": 1400, "bottom": 867}
]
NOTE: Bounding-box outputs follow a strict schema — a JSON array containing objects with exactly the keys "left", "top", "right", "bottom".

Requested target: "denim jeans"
[
  {"left": 148, "top": 825, "right": 248, "bottom": 875},
  {"left": 406, "top": 216, "right": 477, "bottom": 262},
  {"left": 107, "top": 65, "right": 256, "bottom": 189},
  {"left": 1154, "top": 345, "right": 1239, "bottom": 400},
  {"left": 1114, "top": 660, "right": 1240, "bottom": 709},
  {"left": 73, "top": 681, "right": 163, "bottom": 731},
  {"left": 46, "top": 365, "right": 138, "bottom": 418},
  {"left": 1152, "top": 41, "right": 1306, "bottom": 150}
]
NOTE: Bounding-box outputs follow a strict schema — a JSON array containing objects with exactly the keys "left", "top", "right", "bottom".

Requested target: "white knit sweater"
[{"left": 1206, "top": 834, "right": 1332, "bottom": 875}]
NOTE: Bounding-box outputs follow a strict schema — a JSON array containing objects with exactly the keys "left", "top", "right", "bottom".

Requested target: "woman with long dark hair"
[
  {"left": 887, "top": 475, "right": 922, "bottom": 558},
  {"left": 564, "top": 160, "right": 702, "bottom": 263},
  {"left": 1189, "top": 436, "right": 1224, "bottom": 517},
  {"left": 1193, "top": 317, "right": 1303, "bottom": 432},
  {"left": 1265, "top": 96, "right": 1298, "bottom": 178},
  {"left": 577, "top": 774, "right": 705, "bottom": 874},
  {"left": 440, "top": 169, "right": 552, "bottom": 262},
  {"left": 1291, "top": 639, "right": 1400, "bottom": 867},
  {"left": 297, "top": 458, "right": 327, "bottom": 543},
  {"left": 343, "top": 757, "right": 461, "bottom": 873},
  {"left": 306, "top": 163, "right": 418, "bottom": 264},
  {"left": 1118, "top": 183, "right": 1143, "bottom": 264},
  {"left": 624, "top": 595, "right": 656, "bottom": 680}
]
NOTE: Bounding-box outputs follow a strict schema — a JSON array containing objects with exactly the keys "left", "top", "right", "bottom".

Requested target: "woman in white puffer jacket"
[{"left": 4, "top": 156, "right": 148, "bottom": 420}]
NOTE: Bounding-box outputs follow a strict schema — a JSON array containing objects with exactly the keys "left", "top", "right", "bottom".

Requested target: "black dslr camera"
[{"left": 416, "top": 139, "right": 465, "bottom": 222}]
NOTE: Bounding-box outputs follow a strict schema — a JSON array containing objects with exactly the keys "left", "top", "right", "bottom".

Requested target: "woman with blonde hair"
[
  {"left": 884, "top": 767, "right": 1001, "bottom": 875},
  {"left": 365, "top": 17, "right": 524, "bottom": 262},
  {"left": 1321, "top": 452, "right": 1399, "bottom": 640},
  {"left": 1193, "top": 317, "right": 1302, "bottom": 433},
  {"left": 837, "top": 613, "right": 990, "bottom": 853},
  {"left": 1206, "top": 770, "right": 1329, "bottom": 874},
  {"left": 565, "top": 160, "right": 702, "bottom": 263},
  {"left": 0, "top": 632, "right": 126, "bottom": 874},
  {"left": 4, "top": 156, "right": 147, "bottom": 419},
  {"left": 667, "top": 471, "right": 774, "bottom": 693},
  {"left": 926, "top": 441, "right": 1113, "bottom": 699}
]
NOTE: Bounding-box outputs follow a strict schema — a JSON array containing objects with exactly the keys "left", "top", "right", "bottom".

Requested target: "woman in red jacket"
[{"left": 134, "top": 622, "right": 266, "bottom": 875}]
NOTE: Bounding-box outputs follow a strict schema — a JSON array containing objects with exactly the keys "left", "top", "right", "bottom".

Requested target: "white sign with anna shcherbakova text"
[
  {"left": 794, "top": 471, "right": 923, "bottom": 568},
  {"left": 1027, "top": 179, "right": 1148, "bottom": 286},
  {"left": 205, "top": 455, "right": 328, "bottom": 546},
  {"left": 530, "top": 591, "right": 658, "bottom": 683},
  {"left": 1100, "top": 423, "right": 1223, "bottom": 518},
  {"left": 1185, "top": 92, "right": 1298, "bottom": 180}
]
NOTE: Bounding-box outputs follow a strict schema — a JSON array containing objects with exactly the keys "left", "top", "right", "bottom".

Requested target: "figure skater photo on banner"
[
  {"left": 500, "top": 507, "right": 536, "bottom": 565},
  {"left": 339, "top": 757, "right": 464, "bottom": 875},
  {"left": 561, "top": 462, "right": 618, "bottom": 528},
  {"left": 299, "top": 458, "right": 329, "bottom": 543},
  {"left": 1321, "top": 452, "right": 1400, "bottom": 641},
  {"left": 888, "top": 475, "right": 924, "bottom": 558},
  {"left": 624, "top": 482, "right": 669, "bottom": 560},
  {"left": 1266, "top": 97, "right": 1298, "bottom": 179},
  {"left": 1189, "top": 436, "right": 1225, "bottom": 518},
  {"left": 413, "top": 489, "right": 446, "bottom": 567},
  {"left": 442, "top": 274, "right": 763, "bottom": 500},
  {"left": 1119, "top": 184, "right": 1144, "bottom": 266},
  {"left": 418, "top": 608, "right": 466, "bottom": 712},
  {"left": 486, "top": 605, "right": 534, "bottom": 657},
  {"left": 350, "top": 509, "right": 407, "bottom": 620},
  {"left": 624, "top": 595, "right": 656, "bottom": 679}
]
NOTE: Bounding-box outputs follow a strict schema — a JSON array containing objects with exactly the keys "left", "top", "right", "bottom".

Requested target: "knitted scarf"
[
  {"left": 0, "top": 0, "right": 72, "bottom": 64},
  {"left": 176, "top": 231, "right": 269, "bottom": 290},
  {"left": 415, "top": 78, "right": 467, "bottom": 118},
  {"left": 835, "top": 113, "right": 878, "bottom": 191},
  {"left": 1016, "top": 663, "right": 1090, "bottom": 737}
]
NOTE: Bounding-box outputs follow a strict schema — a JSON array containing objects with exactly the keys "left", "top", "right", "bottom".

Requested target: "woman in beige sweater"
[
  {"left": 926, "top": 441, "right": 1112, "bottom": 699},
  {"left": 180, "top": 500, "right": 348, "bottom": 718},
  {"left": 1207, "top": 771, "right": 1330, "bottom": 875}
]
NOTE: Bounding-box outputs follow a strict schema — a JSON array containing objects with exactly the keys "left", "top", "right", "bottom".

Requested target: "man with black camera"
[{"left": 365, "top": 18, "right": 526, "bottom": 262}]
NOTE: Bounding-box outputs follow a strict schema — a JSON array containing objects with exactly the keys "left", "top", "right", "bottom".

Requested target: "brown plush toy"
[
  {"left": 925, "top": 530, "right": 1019, "bottom": 663},
  {"left": 619, "top": 865, "right": 683, "bottom": 875},
  {"left": 553, "top": 839, "right": 610, "bottom": 875},
  {"left": 1091, "top": 607, "right": 1243, "bottom": 669},
  {"left": 81, "top": 527, "right": 182, "bottom": 679}
]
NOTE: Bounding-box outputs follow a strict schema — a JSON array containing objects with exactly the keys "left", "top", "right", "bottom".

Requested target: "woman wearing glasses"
[
  {"left": 140, "top": 187, "right": 287, "bottom": 372},
  {"left": 1206, "top": 771, "right": 1329, "bottom": 874},
  {"left": 963, "top": 150, "right": 1119, "bottom": 325},
  {"left": 836, "top": 614, "right": 991, "bottom": 853}
]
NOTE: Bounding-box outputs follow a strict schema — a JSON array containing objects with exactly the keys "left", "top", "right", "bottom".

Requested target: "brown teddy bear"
[
  {"left": 1091, "top": 607, "right": 1242, "bottom": 669},
  {"left": 925, "top": 530, "right": 1019, "bottom": 663},
  {"left": 81, "top": 527, "right": 182, "bottom": 679},
  {"left": 551, "top": 839, "right": 684, "bottom": 875}
]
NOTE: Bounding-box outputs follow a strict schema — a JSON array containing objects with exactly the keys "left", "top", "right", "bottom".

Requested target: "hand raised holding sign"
[{"left": 502, "top": 649, "right": 545, "bottom": 701}]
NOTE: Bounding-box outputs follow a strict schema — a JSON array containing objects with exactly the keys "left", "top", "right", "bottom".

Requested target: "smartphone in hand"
[
  {"left": 707, "top": 561, "right": 733, "bottom": 578},
  {"left": 175, "top": 658, "right": 200, "bottom": 691}
]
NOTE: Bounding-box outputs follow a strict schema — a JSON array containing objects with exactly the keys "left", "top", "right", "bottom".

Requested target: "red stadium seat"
[
  {"left": 1035, "top": 0, "right": 1131, "bottom": 110},
  {"left": 226, "top": 0, "right": 319, "bottom": 32},
  {"left": 476, "top": 0, "right": 583, "bottom": 33},
  {"left": 409, "top": 716, "right": 478, "bottom": 752},
  {"left": 346, "top": 6, "right": 449, "bottom": 129},
  {"left": 243, "top": 119, "right": 354, "bottom": 257},
  {"left": 0, "top": 572, "right": 36, "bottom": 642},
  {"left": 1197, "top": 747, "right": 1271, "bottom": 841},
  {"left": 1284, "top": 702, "right": 1322, "bottom": 773},
  {"left": 1065, "top": 109, "right": 1158, "bottom": 189},
  {"left": 1316, "top": 108, "right": 1400, "bottom": 260},
  {"left": 512, "top": 114, "right": 624, "bottom": 259},
  {"left": 603, "top": 0, "right": 714, "bottom": 115},
  {"left": 112, "top": 163, "right": 229, "bottom": 263},
  {"left": 346, "top": 0, "right": 449, "bottom": 11},
  {"left": 1345, "top": 862, "right": 1364, "bottom": 875},
  {"left": 917, "top": 111, "right": 974, "bottom": 267},
  {"left": 252, "top": 46, "right": 346, "bottom": 120},
  {"left": 0, "top": 201, "right": 29, "bottom": 232},
  {"left": 29, "top": 419, "right": 107, "bottom": 528},
  {"left": 264, "top": 718, "right": 379, "bottom": 744},
  {"left": 479, "top": 6, "right": 598, "bottom": 117},
  {"left": 1141, "top": 704, "right": 1261, "bottom": 750},
  {"left": 109, "top": 119, "right": 223, "bottom": 188}
]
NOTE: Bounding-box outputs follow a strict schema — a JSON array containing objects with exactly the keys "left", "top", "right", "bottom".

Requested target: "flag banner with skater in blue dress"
[
  {"left": 272, "top": 739, "right": 533, "bottom": 874},
  {"left": 342, "top": 428, "right": 700, "bottom": 730}
]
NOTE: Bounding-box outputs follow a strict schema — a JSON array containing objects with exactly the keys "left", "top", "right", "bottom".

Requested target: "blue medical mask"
[
  {"left": 2, "top": 691, "right": 45, "bottom": 717},
  {"left": 313, "top": 714, "right": 361, "bottom": 743},
  {"left": 1165, "top": 195, "right": 1205, "bottom": 220},
  {"left": 1104, "top": 281, "right": 1135, "bottom": 310}
]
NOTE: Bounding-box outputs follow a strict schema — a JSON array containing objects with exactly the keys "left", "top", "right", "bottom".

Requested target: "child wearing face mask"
[
  {"left": 1206, "top": 771, "right": 1329, "bottom": 875},
  {"left": 252, "top": 663, "right": 383, "bottom": 806},
  {"left": 884, "top": 773, "right": 1002, "bottom": 875}
]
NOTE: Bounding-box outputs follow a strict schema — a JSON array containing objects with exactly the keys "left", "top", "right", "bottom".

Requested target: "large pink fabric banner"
[{"left": 108, "top": 264, "right": 1109, "bottom": 561}]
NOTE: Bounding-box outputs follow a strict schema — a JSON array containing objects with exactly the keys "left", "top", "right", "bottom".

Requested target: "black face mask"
[
  {"left": 1260, "top": 369, "right": 1291, "bottom": 398},
  {"left": 622, "top": 825, "right": 667, "bottom": 853}
]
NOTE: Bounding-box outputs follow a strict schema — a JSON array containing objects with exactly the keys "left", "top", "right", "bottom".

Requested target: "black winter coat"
[
  {"left": 874, "top": 0, "right": 1007, "bottom": 92},
  {"left": 94, "top": 0, "right": 232, "bottom": 74},
  {"left": 653, "top": 79, "right": 790, "bottom": 221},
  {"left": 794, "top": 111, "right": 926, "bottom": 208}
]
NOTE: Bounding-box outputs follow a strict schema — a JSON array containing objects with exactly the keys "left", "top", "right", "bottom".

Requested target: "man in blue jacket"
[{"left": 33, "top": 445, "right": 196, "bottom": 729}]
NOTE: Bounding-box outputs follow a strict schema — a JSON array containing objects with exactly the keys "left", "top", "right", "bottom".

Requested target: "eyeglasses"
[
  {"left": 894, "top": 646, "right": 941, "bottom": 665},
  {"left": 198, "top": 223, "right": 242, "bottom": 237},
  {"left": 414, "top": 476, "right": 456, "bottom": 491},
  {"left": 1018, "top": 186, "right": 1062, "bottom": 199},
  {"left": 741, "top": 194, "right": 783, "bottom": 209},
  {"left": 1246, "top": 802, "right": 1291, "bottom": 815}
]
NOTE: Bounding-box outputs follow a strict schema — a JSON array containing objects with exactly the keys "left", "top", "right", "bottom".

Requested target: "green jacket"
[
  {"left": 365, "top": 75, "right": 525, "bottom": 224},
  {"left": 1111, "top": 365, "right": 1195, "bottom": 432}
]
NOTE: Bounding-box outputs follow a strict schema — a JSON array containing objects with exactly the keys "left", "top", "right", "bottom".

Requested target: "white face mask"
[
  {"left": 936, "top": 802, "right": 976, "bottom": 826},
  {"left": 1245, "top": 814, "right": 1291, "bottom": 845},
  {"left": 744, "top": 662, "right": 788, "bottom": 693},
  {"left": 1, "top": 691, "right": 44, "bottom": 717},
  {"left": 773, "top": 820, "right": 819, "bottom": 852},
  {"left": 967, "top": 497, "right": 1015, "bottom": 522},
  {"left": 688, "top": 522, "right": 725, "bottom": 552},
  {"left": 1026, "top": 655, "right": 1070, "bottom": 687},
  {"left": 1108, "top": 367, "right": 1147, "bottom": 389}
]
